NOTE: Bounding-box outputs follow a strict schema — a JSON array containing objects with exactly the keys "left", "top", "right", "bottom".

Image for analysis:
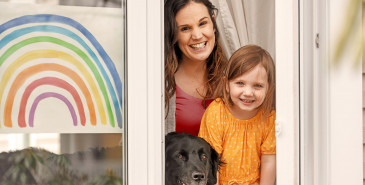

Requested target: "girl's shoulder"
[
  {"left": 268, "top": 110, "right": 276, "bottom": 118},
  {"left": 206, "top": 98, "right": 226, "bottom": 111},
  {"left": 259, "top": 109, "right": 276, "bottom": 126}
]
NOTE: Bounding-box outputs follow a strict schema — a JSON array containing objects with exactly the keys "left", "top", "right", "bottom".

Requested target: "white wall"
[{"left": 327, "top": 0, "right": 363, "bottom": 184}]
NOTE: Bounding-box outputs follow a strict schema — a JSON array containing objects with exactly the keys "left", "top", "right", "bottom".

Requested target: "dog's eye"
[
  {"left": 201, "top": 154, "right": 207, "bottom": 160},
  {"left": 177, "top": 154, "right": 183, "bottom": 160}
]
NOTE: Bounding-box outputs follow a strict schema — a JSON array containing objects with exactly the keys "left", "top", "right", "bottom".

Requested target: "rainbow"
[{"left": 0, "top": 14, "right": 123, "bottom": 128}]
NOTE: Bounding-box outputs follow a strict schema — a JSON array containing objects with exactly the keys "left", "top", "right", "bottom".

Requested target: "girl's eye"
[
  {"left": 236, "top": 82, "right": 244, "bottom": 85},
  {"left": 255, "top": 84, "right": 263, "bottom": 88}
]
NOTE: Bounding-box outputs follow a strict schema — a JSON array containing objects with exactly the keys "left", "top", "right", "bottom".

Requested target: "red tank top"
[{"left": 175, "top": 85, "right": 213, "bottom": 136}]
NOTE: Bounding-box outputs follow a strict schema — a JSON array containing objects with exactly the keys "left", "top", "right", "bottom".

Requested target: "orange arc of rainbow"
[
  {"left": 0, "top": 50, "right": 107, "bottom": 126},
  {"left": 4, "top": 63, "right": 96, "bottom": 127}
]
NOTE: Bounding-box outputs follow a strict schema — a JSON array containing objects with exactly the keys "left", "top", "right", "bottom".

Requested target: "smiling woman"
[{"left": 164, "top": 0, "right": 227, "bottom": 136}]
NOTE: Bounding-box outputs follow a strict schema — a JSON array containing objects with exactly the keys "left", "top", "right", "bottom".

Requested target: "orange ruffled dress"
[{"left": 198, "top": 98, "right": 276, "bottom": 185}]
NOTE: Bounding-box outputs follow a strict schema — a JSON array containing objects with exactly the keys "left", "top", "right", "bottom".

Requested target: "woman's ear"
[{"left": 212, "top": 14, "right": 216, "bottom": 32}]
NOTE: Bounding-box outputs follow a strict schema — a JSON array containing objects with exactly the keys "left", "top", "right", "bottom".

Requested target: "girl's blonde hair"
[{"left": 220, "top": 45, "right": 275, "bottom": 118}]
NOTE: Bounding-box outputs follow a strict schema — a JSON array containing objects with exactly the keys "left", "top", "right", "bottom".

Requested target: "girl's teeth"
[{"left": 191, "top": 42, "right": 206, "bottom": 48}]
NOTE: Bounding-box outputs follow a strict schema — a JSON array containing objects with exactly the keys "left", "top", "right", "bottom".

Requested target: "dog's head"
[{"left": 165, "top": 132, "right": 222, "bottom": 185}]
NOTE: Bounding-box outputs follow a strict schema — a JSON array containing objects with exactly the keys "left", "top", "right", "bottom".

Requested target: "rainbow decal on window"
[{"left": 0, "top": 14, "right": 123, "bottom": 129}]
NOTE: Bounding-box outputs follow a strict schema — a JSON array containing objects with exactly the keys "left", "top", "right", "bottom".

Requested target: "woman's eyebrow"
[
  {"left": 177, "top": 17, "right": 209, "bottom": 28},
  {"left": 199, "top": 17, "right": 209, "bottom": 21},
  {"left": 177, "top": 24, "right": 189, "bottom": 28}
]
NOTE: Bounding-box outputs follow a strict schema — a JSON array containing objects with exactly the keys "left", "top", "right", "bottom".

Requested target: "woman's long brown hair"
[{"left": 164, "top": 0, "right": 227, "bottom": 115}]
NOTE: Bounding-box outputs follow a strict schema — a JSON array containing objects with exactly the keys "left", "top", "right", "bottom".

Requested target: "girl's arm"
[
  {"left": 260, "top": 154, "right": 276, "bottom": 185},
  {"left": 215, "top": 172, "right": 219, "bottom": 185}
]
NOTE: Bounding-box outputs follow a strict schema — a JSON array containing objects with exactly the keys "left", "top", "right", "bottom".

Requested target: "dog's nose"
[{"left": 192, "top": 171, "right": 205, "bottom": 182}]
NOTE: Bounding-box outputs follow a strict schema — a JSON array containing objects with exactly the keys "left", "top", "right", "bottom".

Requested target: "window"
[{"left": 0, "top": 0, "right": 127, "bottom": 184}]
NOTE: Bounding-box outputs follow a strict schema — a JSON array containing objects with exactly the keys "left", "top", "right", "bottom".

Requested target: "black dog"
[{"left": 165, "top": 132, "right": 222, "bottom": 185}]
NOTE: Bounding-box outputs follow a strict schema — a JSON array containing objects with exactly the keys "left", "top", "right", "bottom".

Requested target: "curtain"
[{"left": 210, "top": 0, "right": 275, "bottom": 60}]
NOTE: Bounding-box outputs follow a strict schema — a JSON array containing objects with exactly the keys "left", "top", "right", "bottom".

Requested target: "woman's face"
[{"left": 175, "top": 1, "right": 215, "bottom": 63}]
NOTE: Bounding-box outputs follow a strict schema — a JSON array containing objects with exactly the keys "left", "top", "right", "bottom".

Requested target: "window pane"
[{"left": 0, "top": 0, "right": 126, "bottom": 184}]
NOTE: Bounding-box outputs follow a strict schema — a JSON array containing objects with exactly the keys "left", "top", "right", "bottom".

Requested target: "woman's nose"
[{"left": 191, "top": 28, "right": 203, "bottom": 40}]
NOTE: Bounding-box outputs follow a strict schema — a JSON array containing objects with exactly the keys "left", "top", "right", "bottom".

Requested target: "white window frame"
[
  {"left": 126, "top": 0, "right": 164, "bottom": 185},
  {"left": 275, "top": 0, "right": 300, "bottom": 184},
  {"left": 281, "top": 0, "right": 364, "bottom": 184}
]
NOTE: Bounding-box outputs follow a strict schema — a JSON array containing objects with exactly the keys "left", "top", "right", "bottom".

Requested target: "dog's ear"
[
  {"left": 165, "top": 132, "right": 178, "bottom": 146},
  {"left": 207, "top": 146, "right": 222, "bottom": 185}
]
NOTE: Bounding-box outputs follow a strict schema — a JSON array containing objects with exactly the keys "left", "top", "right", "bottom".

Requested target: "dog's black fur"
[{"left": 165, "top": 132, "right": 222, "bottom": 185}]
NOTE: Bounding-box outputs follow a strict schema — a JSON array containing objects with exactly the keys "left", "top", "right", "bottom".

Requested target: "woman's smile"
[{"left": 190, "top": 41, "right": 207, "bottom": 50}]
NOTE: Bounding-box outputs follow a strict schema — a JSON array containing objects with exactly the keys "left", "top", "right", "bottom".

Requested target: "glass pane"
[{"left": 0, "top": 0, "right": 126, "bottom": 184}]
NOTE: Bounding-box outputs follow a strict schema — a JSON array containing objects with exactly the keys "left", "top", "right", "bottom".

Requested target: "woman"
[{"left": 164, "top": 0, "right": 226, "bottom": 136}]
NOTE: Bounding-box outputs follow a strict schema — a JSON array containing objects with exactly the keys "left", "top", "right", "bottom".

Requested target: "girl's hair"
[
  {"left": 164, "top": 0, "right": 226, "bottom": 109},
  {"left": 221, "top": 45, "right": 275, "bottom": 118}
]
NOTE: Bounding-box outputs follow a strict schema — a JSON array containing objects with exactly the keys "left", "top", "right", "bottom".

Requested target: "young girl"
[{"left": 198, "top": 45, "right": 276, "bottom": 185}]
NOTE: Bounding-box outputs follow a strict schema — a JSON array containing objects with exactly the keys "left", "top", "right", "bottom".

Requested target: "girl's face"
[
  {"left": 175, "top": 1, "right": 215, "bottom": 63},
  {"left": 227, "top": 64, "right": 269, "bottom": 120}
]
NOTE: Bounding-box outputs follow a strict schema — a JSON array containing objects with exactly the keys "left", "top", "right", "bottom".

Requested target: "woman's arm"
[{"left": 260, "top": 154, "right": 276, "bottom": 185}]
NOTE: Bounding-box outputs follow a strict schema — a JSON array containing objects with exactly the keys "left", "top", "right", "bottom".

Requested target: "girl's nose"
[
  {"left": 243, "top": 87, "right": 254, "bottom": 96},
  {"left": 191, "top": 28, "right": 203, "bottom": 40}
]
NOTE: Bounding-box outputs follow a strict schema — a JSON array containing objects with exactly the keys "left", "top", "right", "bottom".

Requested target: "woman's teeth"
[{"left": 191, "top": 42, "right": 206, "bottom": 49}]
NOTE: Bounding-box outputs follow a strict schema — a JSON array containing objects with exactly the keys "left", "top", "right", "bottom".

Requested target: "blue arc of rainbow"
[{"left": 0, "top": 14, "right": 123, "bottom": 128}]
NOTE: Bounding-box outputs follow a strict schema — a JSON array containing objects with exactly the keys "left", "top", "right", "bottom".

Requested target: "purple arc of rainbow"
[
  {"left": 4, "top": 63, "right": 96, "bottom": 127},
  {"left": 29, "top": 92, "right": 78, "bottom": 127},
  {"left": 18, "top": 76, "right": 86, "bottom": 127}
]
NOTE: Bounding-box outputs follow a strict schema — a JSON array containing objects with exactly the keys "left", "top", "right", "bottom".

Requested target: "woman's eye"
[
  {"left": 236, "top": 82, "right": 244, "bottom": 85},
  {"left": 180, "top": 27, "right": 189, "bottom": 31},
  {"left": 200, "top": 21, "right": 207, "bottom": 26}
]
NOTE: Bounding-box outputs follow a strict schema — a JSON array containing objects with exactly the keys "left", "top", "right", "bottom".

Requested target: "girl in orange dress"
[{"left": 199, "top": 45, "right": 276, "bottom": 185}]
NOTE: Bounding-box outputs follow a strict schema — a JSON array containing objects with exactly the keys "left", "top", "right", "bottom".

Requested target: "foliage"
[
  {"left": 0, "top": 148, "right": 123, "bottom": 185},
  {"left": 333, "top": 0, "right": 363, "bottom": 67}
]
